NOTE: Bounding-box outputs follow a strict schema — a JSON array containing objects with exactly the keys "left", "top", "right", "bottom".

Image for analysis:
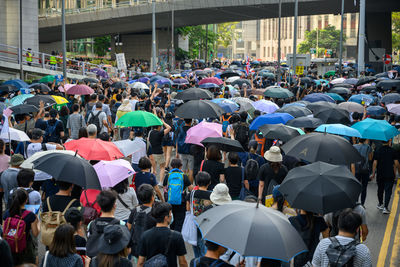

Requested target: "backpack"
[
  {"left": 254, "top": 133, "right": 266, "bottom": 156},
  {"left": 8, "top": 188, "right": 34, "bottom": 209},
  {"left": 143, "top": 230, "right": 172, "bottom": 267},
  {"left": 130, "top": 206, "right": 152, "bottom": 257},
  {"left": 353, "top": 144, "right": 370, "bottom": 174},
  {"left": 44, "top": 120, "right": 60, "bottom": 143},
  {"left": 82, "top": 190, "right": 100, "bottom": 225},
  {"left": 3, "top": 210, "right": 30, "bottom": 253},
  {"left": 111, "top": 103, "right": 121, "bottom": 123},
  {"left": 86, "top": 218, "right": 120, "bottom": 257},
  {"left": 167, "top": 169, "right": 184, "bottom": 205},
  {"left": 235, "top": 122, "right": 249, "bottom": 148},
  {"left": 40, "top": 198, "right": 76, "bottom": 247},
  {"left": 88, "top": 111, "right": 102, "bottom": 134},
  {"left": 326, "top": 237, "right": 359, "bottom": 267},
  {"left": 129, "top": 173, "right": 137, "bottom": 191},
  {"left": 221, "top": 116, "right": 231, "bottom": 137},
  {"left": 176, "top": 123, "right": 191, "bottom": 154}
]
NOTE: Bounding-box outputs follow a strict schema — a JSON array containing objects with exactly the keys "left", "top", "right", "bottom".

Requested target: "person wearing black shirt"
[
  {"left": 190, "top": 241, "right": 236, "bottom": 267},
  {"left": 224, "top": 152, "right": 243, "bottom": 199},
  {"left": 149, "top": 118, "right": 171, "bottom": 184},
  {"left": 201, "top": 145, "right": 225, "bottom": 190},
  {"left": 138, "top": 202, "right": 187, "bottom": 267},
  {"left": 42, "top": 181, "right": 80, "bottom": 212},
  {"left": 371, "top": 140, "right": 400, "bottom": 214},
  {"left": 64, "top": 207, "right": 87, "bottom": 256}
]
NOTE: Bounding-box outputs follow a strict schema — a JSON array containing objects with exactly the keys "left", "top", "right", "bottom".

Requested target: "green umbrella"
[
  {"left": 39, "top": 75, "right": 55, "bottom": 83},
  {"left": 263, "top": 86, "right": 294, "bottom": 99},
  {"left": 115, "top": 111, "right": 162, "bottom": 128},
  {"left": 324, "top": 70, "right": 336, "bottom": 78},
  {"left": 325, "top": 93, "right": 344, "bottom": 102}
]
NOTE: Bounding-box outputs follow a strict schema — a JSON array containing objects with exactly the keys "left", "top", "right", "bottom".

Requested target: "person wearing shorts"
[{"left": 149, "top": 120, "right": 171, "bottom": 184}]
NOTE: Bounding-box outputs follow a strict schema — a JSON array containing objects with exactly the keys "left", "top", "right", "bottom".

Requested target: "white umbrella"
[
  {"left": 113, "top": 139, "right": 143, "bottom": 157},
  {"left": 21, "top": 150, "right": 82, "bottom": 169},
  {"left": 330, "top": 78, "right": 346, "bottom": 84},
  {"left": 226, "top": 76, "right": 241, "bottom": 83},
  {"left": 338, "top": 102, "right": 364, "bottom": 113},
  {"left": 0, "top": 128, "right": 30, "bottom": 142},
  {"left": 387, "top": 104, "right": 400, "bottom": 115},
  {"left": 132, "top": 82, "right": 149, "bottom": 90}
]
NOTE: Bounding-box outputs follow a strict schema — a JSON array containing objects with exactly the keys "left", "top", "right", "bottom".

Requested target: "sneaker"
[
  {"left": 377, "top": 204, "right": 384, "bottom": 210},
  {"left": 383, "top": 208, "right": 391, "bottom": 214}
]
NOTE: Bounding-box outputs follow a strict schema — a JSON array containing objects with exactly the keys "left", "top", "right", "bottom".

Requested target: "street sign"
[
  {"left": 217, "top": 53, "right": 223, "bottom": 58},
  {"left": 383, "top": 54, "right": 391, "bottom": 65},
  {"left": 115, "top": 53, "right": 127, "bottom": 70},
  {"left": 310, "top": 48, "right": 316, "bottom": 54},
  {"left": 296, "top": 66, "right": 305, "bottom": 75}
]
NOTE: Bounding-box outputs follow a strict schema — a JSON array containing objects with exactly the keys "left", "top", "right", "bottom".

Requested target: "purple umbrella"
[
  {"left": 91, "top": 68, "right": 109, "bottom": 79},
  {"left": 173, "top": 78, "right": 189, "bottom": 85},
  {"left": 138, "top": 77, "right": 150, "bottom": 83},
  {"left": 93, "top": 159, "right": 135, "bottom": 188},
  {"left": 252, "top": 100, "right": 279, "bottom": 114},
  {"left": 152, "top": 78, "right": 172, "bottom": 86}
]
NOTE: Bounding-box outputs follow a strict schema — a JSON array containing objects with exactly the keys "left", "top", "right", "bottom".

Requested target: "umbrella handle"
[{"left": 74, "top": 150, "right": 78, "bottom": 157}]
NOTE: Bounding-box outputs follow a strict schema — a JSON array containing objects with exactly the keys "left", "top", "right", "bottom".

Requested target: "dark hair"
[
  {"left": 65, "top": 208, "right": 83, "bottom": 231},
  {"left": 9, "top": 189, "right": 28, "bottom": 217},
  {"left": 72, "top": 104, "right": 80, "bottom": 112},
  {"left": 56, "top": 181, "right": 73, "bottom": 191},
  {"left": 60, "top": 105, "right": 70, "bottom": 117},
  {"left": 98, "top": 94, "right": 105, "bottom": 101},
  {"left": 90, "top": 94, "right": 97, "bottom": 101},
  {"left": 78, "top": 127, "right": 88, "bottom": 138},
  {"left": 116, "top": 94, "right": 122, "bottom": 101},
  {"left": 338, "top": 209, "right": 362, "bottom": 234},
  {"left": 259, "top": 258, "right": 282, "bottom": 267},
  {"left": 274, "top": 194, "right": 285, "bottom": 212},
  {"left": 96, "top": 102, "right": 103, "bottom": 108},
  {"left": 195, "top": 172, "right": 211, "bottom": 187},
  {"left": 184, "top": 118, "right": 192, "bottom": 125},
  {"left": 228, "top": 152, "right": 239, "bottom": 165},
  {"left": 0, "top": 139, "right": 5, "bottom": 153},
  {"left": 97, "top": 190, "right": 117, "bottom": 212},
  {"left": 205, "top": 241, "right": 220, "bottom": 251},
  {"left": 138, "top": 157, "right": 152, "bottom": 170},
  {"left": 170, "top": 158, "right": 183, "bottom": 169},
  {"left": 352, "top": 112, "right": 361, "bottom": 120},
  {"left": 137, "top": 184, "right": 154, "bottom": 204},
  {"left": 152, "top": 202, "right": 172, "bottom": 223},
  {"left": 17, "top": 168, "right": 35, "bottom": 187},
  {"left": 49, "top": 224, "right": 76, "bottom": 258},
  {"left": 99, "top": 132, "right": 110, "bottom": 141},
  {"left": 112, "top": 178, "right": 129, "bottom": 194},
  {"left": 206, "top": 145, "right": 222, "bottom": 161}
]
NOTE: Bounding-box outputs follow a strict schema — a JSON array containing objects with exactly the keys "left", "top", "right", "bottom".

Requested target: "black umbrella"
[
  {"left": 276, "top": 106, "right": 312, "bottom": 118},
  {"left": 281, "top": 132, "right": 362, "bottom": 164},
  {"left": 220, "top": 70, "right": 240, "bottom": 79},
  {"left": 279, "top": 161, "right": 361, "bottom": 214},
  {"left": 381, "top": 93, "right": 400, "bottom": 104},
  {"left": 0, "top": 84, "right": 19, "bottom": 93},
  {"left": 377, "top": 80, "right": 400, "bottom": 91},
  {"left": 314, "top": 107, "right": 350, "bottom": 125},
  {"left": 195, "top": 70, "right": 208, "bottom": 77},
  {"left": 23, "top": 95, "right": 56, "bottom": 107},
  {"left": 201, "top": 137, "right": 244, "bottom": 152},
  {"left": 32, "top": 153, "right": 101, "bottom": 190},
  {"left": 10, "top": 104, "right": 39, "bottom": 114},
  {"left": 110, "top": 81, "right": 127, "bottom": 89},
  {"left": 355, "top": 76, "right": 376, "bottom": 86},
  {"left": 328, "top": 87, "right": 351, "bottom": 96},
  {"left": 306, "top": 101, "right": 337, "bottom": 113},
  {"left": 83, "top": 77, "right": 99, "bottom": 84},
  {"left": 29, "top": 83, "right": 51, "bottom": 92},
  {"left": 174, "top": 88, "right": 213, "bottom": 101},
  {"left": 300, "top": 77, "right": 313, "bottom": 85},
  {"left": 231, "top": 79, "right": 252, "bottom": 88},
  {"left": 360, "top": 86, "right": 377, "bottom": 93},
  {"left": 286, "top": 117, "right": 323, "bottom": 128},
  {"left": 175, "top": 100, "right": 224, "bottom": 119},
  {"left": 332, "top": 83, "right": 353, "bottom": 89},
  {"left": 259, "top": 124, "right": 301, "bottom": 142}
]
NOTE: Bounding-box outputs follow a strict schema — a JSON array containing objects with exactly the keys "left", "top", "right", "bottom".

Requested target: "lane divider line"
[{"left": 390, "top": 180, "right": 400, "bottom": 266}]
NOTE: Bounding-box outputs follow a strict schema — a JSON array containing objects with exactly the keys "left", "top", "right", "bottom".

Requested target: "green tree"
[
  {"left": 298, "top": 25, "right": 344, "bottom": 57},
  {"left": 93, "top": 36, "right": 111, "bottom": 57},
  {"left": 393, "top": 13, "right": 400, "bottom": 53}
]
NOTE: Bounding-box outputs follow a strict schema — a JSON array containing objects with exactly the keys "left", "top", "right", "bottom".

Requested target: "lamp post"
[
  {"left": 358, "top": 0, "right": 366, "bottom": 75},
  {"left": 339, "top": 0, "right": 345, "bottom": 75},
  {"left": 151, "top": 0, "right": 157, "bottom": 72},
  {"left": 171, "top": 0, "right": 175, "bottom": 70},
  {"left": 19, "top": 0, "right": 23, "bottom": 79},
  {"left": 277, "top": 0, "right": 282, "bottom": 82},
  {"left": 292, "top": 0, "right": 298, "bottom": 78},
  {"left": 62, "top": 0, "right": 67, "bottom": 80}
]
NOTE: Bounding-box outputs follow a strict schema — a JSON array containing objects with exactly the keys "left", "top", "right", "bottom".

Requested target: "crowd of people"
[{"left": 0, "top": 61, "right": 398, "bottom": 267}]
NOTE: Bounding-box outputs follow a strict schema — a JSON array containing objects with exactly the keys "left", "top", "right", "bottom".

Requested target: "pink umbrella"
[
  {"left": 67, "top": 84, "right": 95, "bottom": 95},
  {"left": 58, "top": 84, "right": 74, "bottom": 93},
  {"left": 198, "top": 77, "right": 223, "bottom": 86},
  {"left": 185, "top": 121, "right": 222, "bottom": 146},
  {"left": 93, "top": 159, "right": 135, "bottom": 188},
  {"left": 330, "top": 78, "right": 346, "bottom": 85}
]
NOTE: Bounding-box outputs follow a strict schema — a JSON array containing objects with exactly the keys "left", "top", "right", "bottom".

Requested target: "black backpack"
[
  {"left": 354, "top": 144, "right": 369, "bottom": 174},
  {"left": 44, "top": 120, "right": 60, "bottom": 143},
  {"left": 110, "top": 103, "right": 121, "bottom": 123},
  {"left": 7, "top": 188, "right": 34, "bottom": 209},
  {"left": 86, "top": 218, "right": 120, "bottom": 257},
  {"left": 130, "top": 206, "right": 153, "bottom": 257},
  {"left": 88, "top": 111, "right": 102, "bottom": 134},
  {"left": 235, "top": 122, "right": 249, "bottom": 148},
  {"left": 326, "top": 237, "right": 359, "bottom": 267}
]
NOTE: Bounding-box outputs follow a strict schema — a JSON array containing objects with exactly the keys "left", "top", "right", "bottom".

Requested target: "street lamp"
[
  {"left": 62, "top": 0, "right": 67, "bottom": 80},
  {"left": 339, "top": 0, "right": 345, "bottom": 75},
  {"left": 151, "top": 0, "right": 157, "bottom": 72},
  {"left": 292, "top": 0, "right": 298, "bottom": 77},
  {"left": 277, "top": 0, "right": 282, "bottom": 82}
]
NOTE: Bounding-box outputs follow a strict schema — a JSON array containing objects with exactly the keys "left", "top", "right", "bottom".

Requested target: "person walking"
[
  {"left": 200, "top": 145, "right": 225, "bottom": 190},
  {"left": 67, "top": 104, "right": 86, "bottom": 140},
  {"left": 112, "top": 178, "right": 138, "bottom": 222},
  {"left": 149, "top": 118, "right": 171, "bottom": 184}
]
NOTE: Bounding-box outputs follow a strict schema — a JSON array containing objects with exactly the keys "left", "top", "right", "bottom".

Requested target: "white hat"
[
  {"left": 117, "top": 99, "right": 132, "bottom": 112},
  {"left": 264, "top": 146, "right": 282, "bottom": 162},
  {"left": 210, "top": 183, "right": 232, "bottom": 205}
]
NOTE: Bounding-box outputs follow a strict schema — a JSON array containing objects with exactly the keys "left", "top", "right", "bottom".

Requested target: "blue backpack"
[
  {"left": 176, "top": 123, "right": 191, "bottom": 154},
  {"left": 167, "top": 169, "right": 184, "bottom": 205},
  {"left": 44, "top": 120, "right": 60, "bottom": 143}
]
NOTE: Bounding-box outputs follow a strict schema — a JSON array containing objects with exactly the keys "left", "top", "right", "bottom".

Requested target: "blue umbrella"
[
  {"left": 138, "top": 77, "right": 150, "bottom": 83},
  {"left": 211, "top": 99, "right": 239, "bottom": 113},
  {"left": 325, "top": 93, "right": 344, "bottom": 102},
  {"left": 303, "top": 93, "right": 335, "bottom": 103},
  {"left": 351, "top": 118, "right": 399, "bottom": 141},
  {"left": 348, "top": 94, "right": 375, "bottom": 105},
  {"left": 366, "top": 106, "right": 386, "bottom": 116},
  {"left": 199, "top": 83, "right": 220, "bottom": 89},
  {"left": 314, "top": 79, "right": 329, "bottom": 86},
  {"left": 283, "top": 102, "right": 306, "bottom": 108},
  {"left": 249, "top": 113, "right": 294, "bottom": 130},
  {"left": 3, "top": 79, "right": 29, "bottom": 90},
  {"left": 149, "top": 75, "right": 165, "bottom": 83},
  {"left": 152, "top": 78, "right": 172, "bottom": 86},
  {"left": 315, "top": 124, "right": 361, "bottom": 138}
]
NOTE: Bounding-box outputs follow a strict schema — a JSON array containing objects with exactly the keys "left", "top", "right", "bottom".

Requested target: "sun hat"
[
  {"left": 97, "top": 224, "right": 130, "bottom": 255},
  {"left": 210, "top": 183, "right": 232, "bottom": 205},
  {"left": 9, "top": 154, "right": 24, "bottom": 166},
  {"left": 117, "top": 99, "right": 132, "bottom": 112},
  {"left": 264, "top": 146, "right": 282, "bottom": 162}
]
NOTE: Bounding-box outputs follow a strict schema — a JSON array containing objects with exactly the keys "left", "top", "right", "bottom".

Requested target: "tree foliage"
[
  {"left": 298, "top": 25, "right": 344, "bottom": 56},
  {"left": 393, "top": 12, "right": 400, "bottom": 52},
  {"left": 93, "top": 36, "right": 111, "bottom": 57}
]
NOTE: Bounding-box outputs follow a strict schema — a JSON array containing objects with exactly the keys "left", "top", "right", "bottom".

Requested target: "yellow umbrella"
[{"left": 51, "top": 95, "right": 69, "bottom": 104}]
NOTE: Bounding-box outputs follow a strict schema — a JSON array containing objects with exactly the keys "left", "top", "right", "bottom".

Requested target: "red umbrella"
[
  {"left": 64, "top": 138, "right": 124, "bottom": 160},
  {"left": 66, "top": 85, "right": 94, "bottom": 95},
  {"left": 198, "top": 77, "right": 223, "bottom": 86}
]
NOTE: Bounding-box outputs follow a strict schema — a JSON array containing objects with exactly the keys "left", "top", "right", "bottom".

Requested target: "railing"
[
  {"left": 39, "top": 0, "right": 168, "bottom": 18},
  {"left": 0, "top": 43, "right": 115, "bottom": 77}
]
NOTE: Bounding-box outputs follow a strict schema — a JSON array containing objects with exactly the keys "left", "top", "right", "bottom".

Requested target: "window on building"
[
  {"left": 324, "top": 15, "right": 329, "bottom": 28},
  {"left": 350, "top": 13, "right": 356, "bottom": 29},
  {"left": 318, "top": 18, "right": 322, "bottom": 29},
  {"left": 343, "top": 15, "right": 347, "bottom": 30},
  {"left": 263, "top": 47, "right": 266, "bottom": 57},
  {"left": 306, "top": 16, "right": 311, "bottom": 32},
  {"left": 268, "top": 47, "right": 270, "bottom": 57},
  {"left": 289, "top": 18, "right": 292, "bottom": 39},
  {"left": 269, "top": 20, "right": 271, "bottom": 40}
]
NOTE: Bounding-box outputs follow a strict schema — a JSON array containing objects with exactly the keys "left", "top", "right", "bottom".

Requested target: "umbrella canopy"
[
  {"left": 211, "top": 99, "right": 239, "bottom": 113},
  {"left": 195, "top": 201, "right": 307, "bottom": 262},
  {"left": 306, "top": 101, "right": 337, "bottom": 113},
  {"left": 0, "top": 127, "right": 30, "bottom": 142},
  {"left": 328, "top": 87, "right": 351, "bottom": 96},
  {"left": 185, "top": 121, "right": 222, "bottom": 146},
  {"left": 279, "top": 161, "right": 361, "bottom": 214},
  {"left": 0, "top": 84, "right": 19, "bottom": 93},
  {"left": 387, "top": 103, "right": 400, "bottom": 115},
  {"left": 356, "top": 76, "right": 376, "bottom": 86},
  {"left": 115, "top": 111, "right": 162, "bottom": 128},
  {"left": 39, "top": 75, "right": 55, "bottom": 83},
  {"left": 220, "top": 70, "right": 241, "bottom": 79},
  {"left": 360, "top": 85, "right": 376, "bottom": 93},
  {"left": 303, "top": 93, "right": 335, "bottom": 103},
  {"left": 259, "top": 72, "right": 275, "bottom": 79},
  {"left": 113, "top": 139, "right": 145, "bottom": 157},
  {"left": 376, "top": 79, "right": 400, "bottom": 91},
  {"left": 325, "top": 93, "right": 344, "bottom": 102},
  {"left": 174, "top": 88, "right": 212, "bottom": 101},
  {"left": 330, "top": 78, "right": 346, "bottom": 84},
  {"left": 21, "top": 150, "right": 82, "bottom": 169},
  {"left": 315, "top": 124, "right": 361, "bottom": 138},
  {"left": 201, "top": 137, "right": 244, "bottom": 152},
  {"left": 348, "top": 94, "right": 375, "bottom": 105},
  {"left": 29, "top": 83, "right": 51, "bottom": 92},
  {"left": 132, "top": 82, "right": 149, "bottom": 90},
  {"left": 10, "top": 104, "right": 38, "bottom": 114},
  {"left": 10, "top": 94, "right": 34, "bottom": 106},
  {"left": 286, "top": 117, "right": 323, "bottom": 128},
  {"left": 324, "top": 70, "right": 336, "bottom": 77},
  {"left": 366, "top": 106, "right": 386, "bottom": 116},
  {"left": 138, "top": 77, "right": 150, "bottom": 83},
  {"left": 67, "top": 84, "right": 94, "bottom": 95},
  {"left": 94, "top": 159, "right": 135, "bottom": 188},
  {"left": 351, "top": 118, "right": 399, "bottom": 141},
  {"left": 338, "top": 102, "right": 364, "bottom": 113},
  {"left": 381, "top": 93, "right": 400, "bottom": 104},
  {"left": 281, "top": 132, "right": 362, "bottom": 164},
  {"left": 226, "top": 76, "right": 241, "bottom": 83},
  {"left": 275, "top": 106, "right": 312, "bottom": 118},
  {"left": 152, "top": 78, "right": 172, "bottom": 86},
  {"left": 252, "top": 100, "right": 279, "bottom": 114},
  {"left": 111, "top": 81, "right": 127, "bottom": 89},
  {"left": 23, "top": 95, "right": 56, "bottom": 108},
  {"left": 198, "top": 77, "right": 223, "bottom": 86},
  {"left": 172, "top": 78, "right": 189, "bottom": 85},
  {"left": 199, "top": 83, "right": 220, "bottom": 89},
  {"left": 31, "top": 153, "right": 101, "bottom": 190},
  {"left": 64, "top": 138, "right": 124, "bottom": 161},
  {"left": 344, "top": 78, "right": 359, "bottom": 85},
  {"left": 83, "top": 77, "right": 99, "bottom": 84},
  {"left": 259, "top": 123, "right": 301, "bottom": 142},
  {"left": 175, "top": 100, "right": 224, "bottom": 119},
  {"left": 231, "top": 79, "right": 252, "bottom": 88},
  {"left": 263, "top": 86, "right": 294, "bottom": 99},
  {"left": 332, "top": 83, "right": 353, "bottom": 89},
  {"left": 232, "top": 97, "right": 255, "bottom": 113},
  {"left": 91, "top": 68, "right": 108, "bottom": 78},
  {"left": 3, "top": 79, "right": 29, "bottom": 90},
  {"left": 51, "top": 95, "right": 69, "bottom": 104},
  {"left": 314, "top": 107, "right": 351, "bottom": 125},
  {"left": 249, "top": 113, "right": 294, "bottom": 130}
]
